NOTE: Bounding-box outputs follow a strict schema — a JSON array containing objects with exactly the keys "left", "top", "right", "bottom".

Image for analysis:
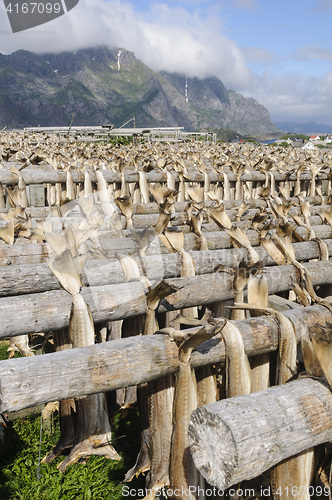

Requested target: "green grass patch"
[
  {"left": 0, "top": 342, "right": 144, "bottom": 499},
  {"left": 0, "top": 411, "right": 144, "bottom": 500}
]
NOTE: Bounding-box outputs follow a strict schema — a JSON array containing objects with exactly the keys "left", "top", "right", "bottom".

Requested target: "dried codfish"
[
  {"left": 145, "top": 373, "right": 174, "bottom": 496},
  {"left": 232, "top": 303, "right": 297, "bottom": 384},
  {"left": 232, "top": 300, "right": 315, "bottom": 497},
  {"left": 7, "top": 166, "right": 29, "bottom": 208},
  {"left": 7, "top": 334, "right": 34, "bottom": 358},
  {"left": 66, "top": 170, "right": 75, "bottom": 201},
  {"left": 270, "top": 307, "right": 315, "bottom": 500},
  {"left": 0, "top": 183, "right": 5, "bottom": 210},
  {"left": 301, "top": 326, "right": 324, "bottom": 378},
  {"left": 84, "top": 170, "right": 93, "bottom": 197},
  {"left": 45, "top": 249, "right": 120, "bottom": 470},
  {"left": 208, "top": 203, "right": 232, "bottom": 231},
  {"left": 124, "top": 383, "right": 151, "bottom": 483},
  {"left": 230, "top": 261, "right": 251, "bottom": 321},
  {"left": 220, "top": 321, "right": 251, "bottom": 397},
  {"left": 310, "top": 322, "right": 332, "bottom": 390},
  {"left": 0, "top": 220, "right": 14, "bottom": 245},
  {"left": 165, "top": 320, "right": 226, "bottom": 499},
  {"left": 223, "top": 172, "right": 231, "bottom": 200},
  {"left": 115, "top": 195, "right": 133, "bottom": 228},
  {"left": 125, "top": 281, "right": 177, "bottom": 485},
  {"left": 229, "top": 225, "right": 260, "bottom": 265},
  {"left": 139, "top": 171, "right": 150, "bottom": 204},
  {"left": 187, "top": 208, "right": 208, "bottom": 251},
  {"left": 247, "top": 275, "right": 270, "bottom": 392},
  {"left": 42, "top": 327, "right": 76, "bottom": 464}
]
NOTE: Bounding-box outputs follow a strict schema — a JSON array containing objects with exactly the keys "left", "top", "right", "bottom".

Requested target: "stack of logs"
[{"left": 0, "top": 132, "right": 331, "bottom": 499}]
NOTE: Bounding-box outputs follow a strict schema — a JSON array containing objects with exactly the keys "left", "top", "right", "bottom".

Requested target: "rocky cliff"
[{"left": 0, "top": 46, "right": 280, "bottom": 135}]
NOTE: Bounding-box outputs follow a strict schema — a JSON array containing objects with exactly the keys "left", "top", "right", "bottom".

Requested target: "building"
[{"left": 309, "top": 135, "right": 320, "bottom": 141}]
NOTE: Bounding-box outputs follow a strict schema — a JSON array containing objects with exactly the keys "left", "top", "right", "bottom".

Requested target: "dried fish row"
[{"left": 0, "top": 133, "right": 331, "bottom": 497}]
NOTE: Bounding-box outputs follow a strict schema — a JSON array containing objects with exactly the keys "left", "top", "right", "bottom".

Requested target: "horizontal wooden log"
[
  {"left": 0, "top": 168, "right": 329, "bottom": 186},
  {"left": 0, "top": 210, "right": 323, "bottom": 233},
  {"left": 11, "top": 197, "right": 327, "bottom": 218},
  {"left": 188, "top": 378, "right": 332, "bottom": 490},
  {"left": 1, "top": 239, "right": 332, "bottom": 296},
  {"left": 1, "top": 220, "right": 332, "bottom": 266},
  {"left": 1, "top": 259, "right": 332, "bottom": 338},
  {"left": 0, "top": 303, "right": 331, "bottom": 413}
]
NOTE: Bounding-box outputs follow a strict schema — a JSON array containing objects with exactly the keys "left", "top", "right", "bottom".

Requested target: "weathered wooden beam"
[
  {"left": 0, "top": 258, "right": 332, "bottom": 339},
  {"left": 0, "top": 167, "right": 329, "bottom": 186},
  {"left": 188, "top": 378, "right": 332, "bottom": 490},
  {"left": 1, "top": 221, "right": 331, "bottom": 266},
  {"left": 0, "top": 304, "right": 330, "bottom": 413},
  {"left": 1, "top": 239, "right": 332, "bottom": 297},
  {"left": 8, "top": 197, "right": 326, "bottom": 218},
  {"left": 0, "top": 211, "right": 323, "bottom": 234}
]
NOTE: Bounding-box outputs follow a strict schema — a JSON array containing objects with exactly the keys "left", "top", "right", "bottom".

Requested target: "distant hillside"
[
  {"left": 0, "top": 46, "right": 280, "bottom": 136},
  {"left": 276, "top": 121, "right": 332, "bottom": 134}
]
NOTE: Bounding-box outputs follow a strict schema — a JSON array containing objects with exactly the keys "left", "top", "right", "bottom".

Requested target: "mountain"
[
  {"left": 275, "top": 121, "right": 332, "bottom": 134},
  {"left": 0, "top": 46, "right": 280, "bottom": 136}
]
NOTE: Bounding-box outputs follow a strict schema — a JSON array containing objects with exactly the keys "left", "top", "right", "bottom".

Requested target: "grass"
[{"left": 0, "top": 342, "right": 145, "bottom": 499}]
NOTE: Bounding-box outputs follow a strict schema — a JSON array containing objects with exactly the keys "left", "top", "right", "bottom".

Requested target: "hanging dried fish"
[
  {"left": 115, "top": 195, "right": 133, "bottom": 228},
  {"left": 310, "top": 322, "right": 332, "bottom": 390},
  {"left": 0, "top": 220, "right": 14, "bottom": 245},
  {"left": 247, "top": 275, "right": 270, "bottom": 392},
  {"left": 7, "top": 334, "right": 34, "bottom": 358},
  {"left": 125, "top": 281, "right": 177, "bottom": 486},
  {"left": 7, "top": 166, "right": 29, "bottom": 208},
  {"left": 139, "top": 170, "right": 150, "bottom": 204},
  {"left": 45, "top": 248, "right": 120, "bottom": 471},
  {"left": 163, "top": 320, "right": 226, "bottom": 499},
  {"left": 187, "top": 206, "right": 208, "bottom": 251},
  {"left": 221, "top": 320, "right": 251, "bottom": 397},
  {"left": 42, "top": 328, "right": 76, "bottom": 464}
]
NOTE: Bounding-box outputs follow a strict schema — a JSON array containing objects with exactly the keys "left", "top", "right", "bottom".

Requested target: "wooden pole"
[
  {"left": 0, "top": 168, "right": 329, "bottom": 186},
  {"left": 1, "top": 239, "right": 332, "bottom": 297},
  {"left": 0, "top": 304, "right": 331, "bottom": 414},
  {"left": 1, "top": 222, "right": 332, "bottom": 266},
  {"left": 0, "top": 212, "right": 324, "bottom": 233},
  {"left": 6, "top": 197, "right": 326, "bottom": 218},
  {"left": 0, "top": 260, "right": 332, "bottom": 338},
  {"left": 188, "top": 378, "right": 332, "bottom": 490}
]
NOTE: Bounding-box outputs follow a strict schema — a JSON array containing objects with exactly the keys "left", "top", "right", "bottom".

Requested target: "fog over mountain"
[
  {"left": 0, "top": 46, "right": 280, "bottom": 136},
  {"left": 0, "top": 0, "right": 331, "bottom": 127}
]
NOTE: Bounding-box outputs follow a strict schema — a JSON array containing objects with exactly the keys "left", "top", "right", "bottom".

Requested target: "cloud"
[
  {"left": 0, "top": 0, "right": 331, "bottom": 124},
  {"left": 0, "top": 0, "right": 253, "bottom": 89},
  {"left": 247, "top": 71, "right": 332, "bottom": 123},
  {"left": 295, "top": 46, "right": 332, "bottom": 62},
  {"left": 241, "top": 47, "right": 276, "bottom": 65},
  {"left": 232, "top": 0, "right": 257, "bottom": 10}
]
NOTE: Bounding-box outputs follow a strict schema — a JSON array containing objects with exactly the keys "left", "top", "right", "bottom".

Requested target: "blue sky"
[{"left": 0, "top": 0, "right": 332, "bottom": 125}]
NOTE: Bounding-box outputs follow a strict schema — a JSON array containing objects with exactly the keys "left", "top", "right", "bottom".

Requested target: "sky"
[{"left": 0, "top": 0, "right": 332, "bottom": 125}]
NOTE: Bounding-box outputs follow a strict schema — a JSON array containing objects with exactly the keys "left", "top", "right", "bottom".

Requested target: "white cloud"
[
  {"left": 241, "top": 46, "right": 276, "bottom": 65},
  {"left": 295, "top": 46, "right": 332, "bottom": 62},
  {"left": 0, "top": 0, "right": 252, "bottom": 89},
  {"left": 232, "top": 0, "right": 257, "bottom": 10},
  {"left": 247, "top": 71, "right": 332, "bottom": 123},
  {"left": 0, "top": 0, "right": 331, "bottom": 124}
]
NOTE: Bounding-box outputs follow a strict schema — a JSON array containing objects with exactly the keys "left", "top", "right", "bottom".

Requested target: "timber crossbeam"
[{"left": 0, "top": 303, "right": 330, "bottom": 413}]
